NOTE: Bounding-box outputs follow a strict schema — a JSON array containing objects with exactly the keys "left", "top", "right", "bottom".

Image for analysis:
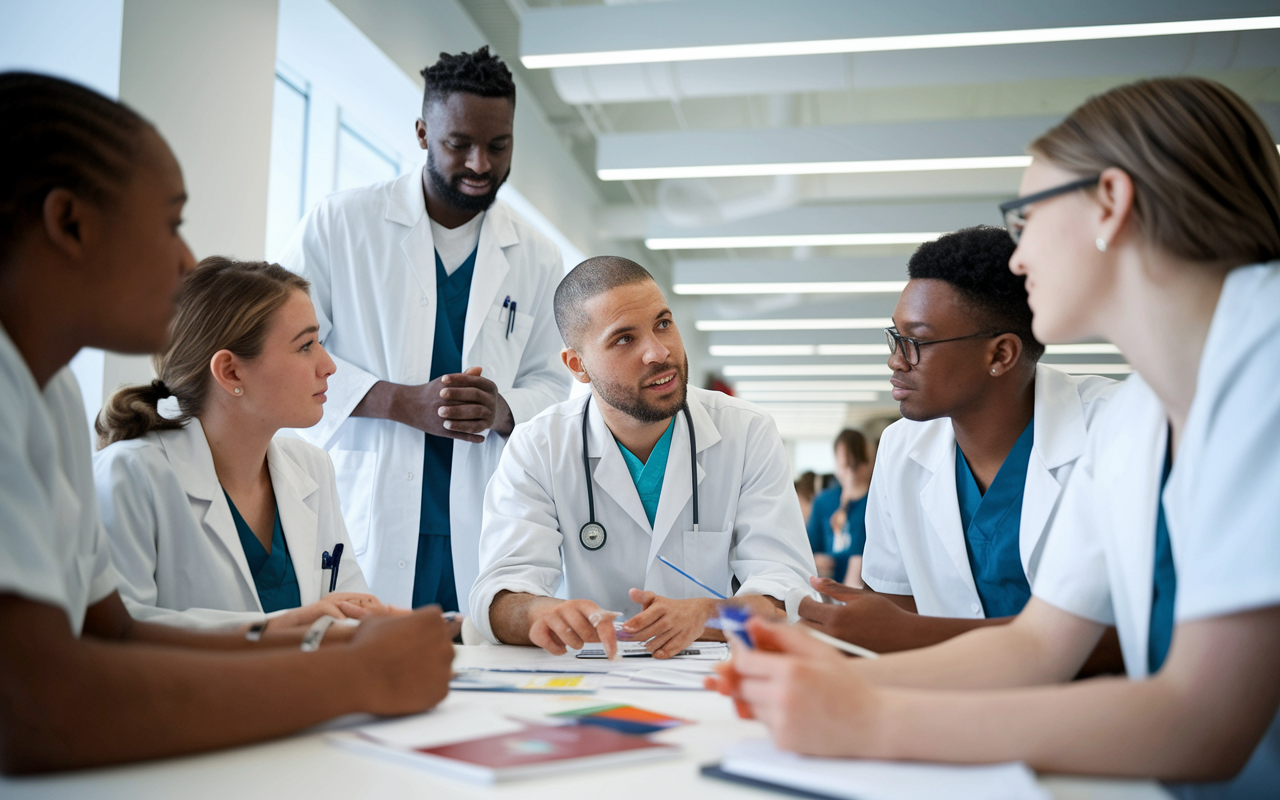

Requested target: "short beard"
[
  {"left": 590, "top": 355, "right": 689, "bottom": 425},
  {"left": 426, "top": 148, "right": 507, "bottom": 213}
]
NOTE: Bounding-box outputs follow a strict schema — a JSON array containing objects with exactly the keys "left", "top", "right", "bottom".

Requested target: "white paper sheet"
[
  {"left": 354, "top": 704, "right": 524, "bottom": 749},
  {"left": 718, "top": 739, "right": 1050, "bottom": 800}
]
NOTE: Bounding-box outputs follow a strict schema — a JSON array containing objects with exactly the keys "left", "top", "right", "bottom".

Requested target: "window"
[
  {"left": 335, "top": 120, "right": 400, "bottom": 192},
  {"left": 264, "top": 72, "right": 309, "bottom": 260}
]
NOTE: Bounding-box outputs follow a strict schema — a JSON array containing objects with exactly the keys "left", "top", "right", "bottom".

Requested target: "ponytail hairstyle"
[
  {"left": 1029, "top": 77, "right": 1280, "bottom": 266},
  {"left": 96, "top": 257, "right": 311, "bottom": 448},
  {"left": 0, "top": 72, "right": 149, "bottom": 262}
]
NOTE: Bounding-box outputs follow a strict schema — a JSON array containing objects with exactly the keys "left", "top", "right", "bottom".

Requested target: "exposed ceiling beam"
[
  {"left": 521, "top": 0, "right": 1280, "bottom": 69},
  {"left": 597, "top": 117, "right": 1058, "bottom": 181},
  {"left": 646, "top": 200, "right": 996, "bottom": 250}
]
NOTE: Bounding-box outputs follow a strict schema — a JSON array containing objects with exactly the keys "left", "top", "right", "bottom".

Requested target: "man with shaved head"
[{"left": 469, "top": 257, "right": 818, "bottom": 657}]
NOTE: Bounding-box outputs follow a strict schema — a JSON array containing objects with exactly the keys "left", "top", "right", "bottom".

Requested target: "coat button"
[
  {"left": 407, "top": 471, "right": 414, "bottom": 481},
  {"left": 420, "top": 296, "right": 428, "bottom": 306},
  {"left": 398, "top": 560, "right": 407, "bottom": 569},
  {"left": 971, "top": 603, "right": 982, "bottom": 614}
]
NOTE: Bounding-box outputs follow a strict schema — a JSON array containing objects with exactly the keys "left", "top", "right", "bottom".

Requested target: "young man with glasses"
[{"left": 799, "top": 225, "right": 1122, "bottom": 671}]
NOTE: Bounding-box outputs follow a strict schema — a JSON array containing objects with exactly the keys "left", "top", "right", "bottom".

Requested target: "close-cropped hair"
[
  {"left": 96, "top": 257, "right": 311, "bottom": 448},
  {"left": 554, "top": 256, "right": 655, "bottom": 348},
  {"left": 0, "top": 71, "right": 148, "bottom": 262},
  {"left": 1030, "top": 76, "right": 1280, "bottom": 266},
  {"left": 420, "top": 45, "right": 516, "bottom": 113},
  {"left": 908, "top": 225, "right": 1044, "bottom": 361}
]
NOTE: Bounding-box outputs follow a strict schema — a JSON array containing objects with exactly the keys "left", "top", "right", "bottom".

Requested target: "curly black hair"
[
  {"left": 906, "top": 225, "right": 1044, "bottom": 361},
  {"left": 420, "top": 45, "right": 515, "bottom": 113}
]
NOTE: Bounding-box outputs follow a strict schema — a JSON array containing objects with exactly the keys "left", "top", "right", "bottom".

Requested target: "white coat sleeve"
[
  {"left": 859, "top": 442, "right": 913, "bottom": 596},
  {"left": 500, "top": 242, "right": 571, "bottom": 426},
  {"left": 93, "top": 445, "right": 270, "bottom": 631},
  {"left": 730, "top": 411, "right": 819, "bottom": 606},
  {"left": 468, "top": 425, "right": 567, "bottom": 643},
  {"left": 279, "top": 205, "right": 379, "bottom": 451}
]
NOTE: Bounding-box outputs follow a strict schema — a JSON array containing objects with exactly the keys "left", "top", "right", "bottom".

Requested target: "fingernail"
[{"left": 656, "top": 650, "right": 665, "bottom": 657}]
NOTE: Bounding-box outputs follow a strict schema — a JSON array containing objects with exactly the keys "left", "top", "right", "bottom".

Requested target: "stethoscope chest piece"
[{"left": 580, "top": 522, "right": 607, "bottom": 551}]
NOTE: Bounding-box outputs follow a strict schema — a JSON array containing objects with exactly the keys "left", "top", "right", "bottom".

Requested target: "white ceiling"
[{"left": 460, "top": 0, "right": 1280, "bottom": 439}]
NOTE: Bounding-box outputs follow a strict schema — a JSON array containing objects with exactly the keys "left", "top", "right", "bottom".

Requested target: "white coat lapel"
[
  {"left": 1018, "top": 365, "right": 1087, "bottom": 573},
  {"left": 161, "top": 419, "right": 260, "bottom": 606},
  {"left": 461, "top": 203, "right": 515, "bottom": 366},
  {"left": 585, "top": 398, "right": 652, "bottom": 534},
  {"left": 648, "top": 392, "right": 720, "bottom": 566},
  {"left": 268, "top": 440, "right": 321, "bottom": 606},
  {"left": 912, "top": 423, "right": 980, "bottom": 599}
]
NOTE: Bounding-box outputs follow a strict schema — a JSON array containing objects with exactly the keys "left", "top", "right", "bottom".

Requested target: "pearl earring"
[
  {"left": 991, "top": 369, "right": 997, "bottom": 375},
  {"left": 1096, "top": 237, "right": 1107, "bottom": 252},
  {"left": 233, "top": 387, "right": 243, "bottom": 395}
]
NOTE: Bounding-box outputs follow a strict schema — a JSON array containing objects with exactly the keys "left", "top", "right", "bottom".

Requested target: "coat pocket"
[{"left": 680, "top": 529, "right": 734, "bottom": 599}]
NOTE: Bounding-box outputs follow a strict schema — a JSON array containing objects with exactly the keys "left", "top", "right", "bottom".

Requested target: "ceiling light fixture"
[
  {"left": 1044, "top": 363, "right": 1133, "bottom": 375},
  {"left": 737, "top": 391, "right": 880, "bottom": 403},
  {"left": 733, "top": 380, "right": 893, "bottom": 392},
  {"left": 647, "top": 232, "right": 941, "bottom": 250},
  {"left": 675, "top": 280, "right": 907, "bottom": 295},
  {"left": 600, "top": 155, "right": 1031, "bottom": 181},
  {"left": 696, "top": 318, "right": 892, "bottom": 332},
  {"left": 709, "top": 344, "right": 890, "bottom": 356},
  {"left": 1044, "top": 343, "right": 1122, "bottom": 355},
  {"left": 522, "top": 16, "right": 1280, "bottom": 69},
  {"left": 723, "top": 364, "right": 893, "bottom": 377}
]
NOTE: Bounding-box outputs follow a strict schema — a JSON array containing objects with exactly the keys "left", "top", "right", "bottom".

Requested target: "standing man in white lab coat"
[
  {"left": 471, "top": 256, "right": 817, "bottom": 658},
  {"left": 281, "top": 47, "right": 570, "bottom": 613}
]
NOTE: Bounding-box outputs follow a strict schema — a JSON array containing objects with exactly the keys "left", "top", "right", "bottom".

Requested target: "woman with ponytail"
[
  {"left": 712, "top": 77, "right": 1280, "bottom": 797},
  {"left": 0, "top": 73, "right": 451, "bottom": 774},
  {"left": 95, "top": 256, "right": 394, "bottom": 630}
]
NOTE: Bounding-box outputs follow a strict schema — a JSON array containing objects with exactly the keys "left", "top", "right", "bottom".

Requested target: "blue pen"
[
  {"left": 656, "top": 555, "right": 727, "bottom": 599},
  {"left": 506, "top": 300, "right": 517, "bottom": 339}
]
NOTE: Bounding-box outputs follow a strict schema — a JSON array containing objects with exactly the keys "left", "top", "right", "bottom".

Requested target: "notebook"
[
  {"left": 332, "top": 713, "right": 679, "bottom": 784},
  {"left": 703, "top": 739, "right": 1050, "bottom": 800}
]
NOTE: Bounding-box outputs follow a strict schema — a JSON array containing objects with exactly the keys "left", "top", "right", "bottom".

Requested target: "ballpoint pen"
[{"left": 324, "top": 543, "right": 344, "bottom": 593}]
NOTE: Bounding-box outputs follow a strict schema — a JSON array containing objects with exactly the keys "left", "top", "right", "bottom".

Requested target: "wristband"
[
  {"left": 245, "top": 620, "right": 268, "bottom": 642},
  {"left": 301, "top": 615, "right": 338, "bottom": 652}
]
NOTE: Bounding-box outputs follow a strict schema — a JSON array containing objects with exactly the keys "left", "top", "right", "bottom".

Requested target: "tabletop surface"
[{"left": 1, "top": 645, "right": 1172, "bottom": 800}]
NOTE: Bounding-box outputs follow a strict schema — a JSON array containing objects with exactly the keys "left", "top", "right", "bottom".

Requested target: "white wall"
[{"left": 104, "top": 0, "right": 281, "bottom": 404}]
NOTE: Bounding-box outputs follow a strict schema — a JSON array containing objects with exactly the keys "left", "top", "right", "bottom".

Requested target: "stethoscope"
[{"left": 580, "top": 394, "right": 699, "bottom": 551}]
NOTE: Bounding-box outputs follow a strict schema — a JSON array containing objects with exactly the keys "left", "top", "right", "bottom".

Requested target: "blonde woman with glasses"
[{"left": 711, "top": 77, "right": 1280, "bottom": 797}]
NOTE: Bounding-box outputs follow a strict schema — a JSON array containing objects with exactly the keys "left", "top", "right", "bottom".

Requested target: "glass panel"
[
  {"left": 335, "top": 123, "right": 400, "bottom": 193},
  {"left": 264, "top": 75, "right": 308, "bottom": 262}
]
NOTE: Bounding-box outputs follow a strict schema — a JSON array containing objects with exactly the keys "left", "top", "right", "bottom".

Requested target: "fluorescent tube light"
[
  {"left": 738, "top": 391, "right": 880, "bottom": 403},
  {"left": 600, "top": 156, "right": 1031, "bottom": 181},
  {"left": 1044, "top": 343, "right": 1121, "bottom": 355},
  {"left": 696, "top": 318, "right": 892, "bottom": 331},
  {"left": 1049, "top": 363, "right": 1133, "bottom": 375},
  {"left": 709, "top": 344, "right": 889, "bottom": 356},
  {"left": 675, "top": 280, "right": 907, "bottom": 295},
  {"left": 647, "top": 232, "right": 941, "bottom": 250},
  {"left": 522, "top": 16, "right": 1280, "bottom": 69},
  {"left": 723, "top": 364, "right": 893, "bottom": 377},
  {"left": 733, "top": 380, "right": 893, "bottom": 392}
]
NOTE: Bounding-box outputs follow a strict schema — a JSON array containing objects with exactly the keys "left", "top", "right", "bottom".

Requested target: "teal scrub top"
[
  {"left": 1148, "top": 441, "right": 1176, "bottom": 674},
  {"left": 224, "top": 490, "right": 301, "bottom": 613},
  {"left": 413, "top": 245, "right": 477, "bottom": 612},
  {"left": 955, "top": 420, "right": 1035, "bottom": 618},
  {"left": 827, "top": 494, "right": 869, "bottom": 582},
  {"left": 617, "top": 418, "right": 676, "bottom": 527},
  {"left": 806, "top": 483, "right": 842, "bottom": 556}
]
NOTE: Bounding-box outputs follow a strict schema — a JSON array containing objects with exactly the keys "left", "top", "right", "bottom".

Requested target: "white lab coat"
[
  {"left": 861, "top": 364, "right": 1118, "bottom": 618},
  {"left": 469, "top": 386, "right": 819, "bottom": 643},
  {"left": 0, "top": 322, "right": 117, "bottom": 638},
  {"left": 1032, "top": 263, "right": 1280, "bottom": 798},
  {"left": 94, "top": 418, "right": 369, "bottom": 630},
  {"left": 279, "top": 173, "right": 571, "bottom": 610}
]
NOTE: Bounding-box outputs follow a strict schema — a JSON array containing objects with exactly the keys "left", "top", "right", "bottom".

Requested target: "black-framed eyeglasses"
[
  {"left": 885, "top": 326, "right": 1010, "bottom": 366},
  {"left": 998, "top": 175, "right": 1100, "bottom": 244}
]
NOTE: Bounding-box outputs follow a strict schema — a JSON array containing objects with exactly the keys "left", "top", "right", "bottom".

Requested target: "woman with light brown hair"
[
  {"left": 95, "top": 256, "right": 397, "bottom": 631},
  {"left": 712, "top": 76, "right": 1280, "bottom": 797}
]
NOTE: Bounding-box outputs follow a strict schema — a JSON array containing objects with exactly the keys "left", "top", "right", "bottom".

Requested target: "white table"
[{"left": 0, "top": 645, "right": 1172, "bottom": 799}]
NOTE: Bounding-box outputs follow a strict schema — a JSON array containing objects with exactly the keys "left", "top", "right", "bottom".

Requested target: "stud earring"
[
  {"left": 1096, "top": 237, "right": 1107, "bottom": 252},
  {"left": 991, "top": 369, "right": 997, "bottom": 375},
  {"left": 233, "top": 387, "right": 243, "bottom": 395}
]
